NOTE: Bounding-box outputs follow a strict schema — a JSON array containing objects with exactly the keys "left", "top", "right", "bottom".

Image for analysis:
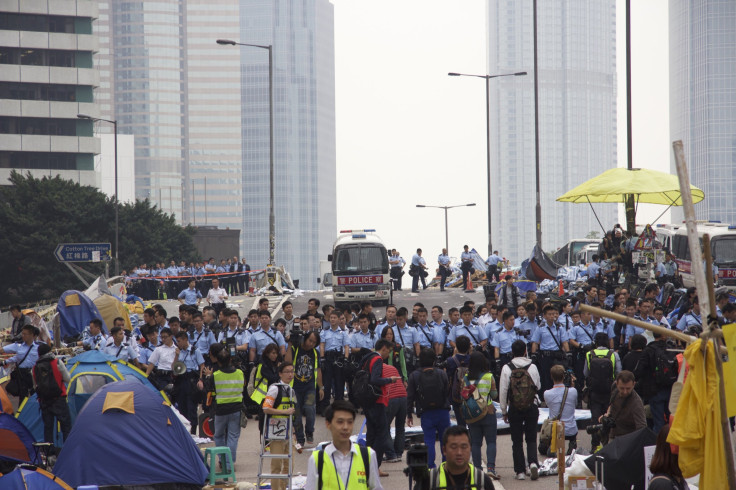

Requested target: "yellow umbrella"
[
  {"left": 557, "top": 167, "right": 705, "bottom": 231},
  {"left": 557, "top": 167, "right": 704, "bottom": 205}
]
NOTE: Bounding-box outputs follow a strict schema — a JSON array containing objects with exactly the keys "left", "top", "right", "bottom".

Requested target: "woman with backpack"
[
  {"left": 381, "top": 327, "right": 408, "bottom": 381},
  {"left": 465, "top": 351, "right": 499, "bottom": 480}
]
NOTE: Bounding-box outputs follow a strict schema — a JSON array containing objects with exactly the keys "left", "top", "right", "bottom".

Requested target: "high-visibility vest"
[
  {"left": 313, "top": 443, "right": 370, "bottom": 490},
  {"left": 585, "top": 348, "right": 616, "bottom": 377},
  {"left": 291, "top": 347, "right": 319, "bottom": 388},
  {"left": 250, "top": 364, "right": 269, "bottom": 405},
  {"left": 269, "top": 382, "right": 294, "bottom": 419},
  {"left": 431, "top": 462, "right": 483, "bottom": 490},
  {"left": 213, "top": 369, "right": 244, "bottom": 405}
]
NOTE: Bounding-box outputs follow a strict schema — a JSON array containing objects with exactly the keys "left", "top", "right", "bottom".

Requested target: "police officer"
[
  {"left": 350, "top": 314, "right": 376, "bottom": 352},
  {"left": 438, "top": 248, "right": 451, "bottom": 292},
  {"left": 530, "top": 305, "right": 571, "bottom": 393},
  {"left": 492, "top": 311, "right": 524, "bottom": 378},
  {"left": 104, "top": 326, "right": 140, "bottom": 366},
  {"left": 411, "top": 248, "right": 428, "bottom": 292},
  {"left": 389, "top": 248, "right": 403, "bottom": 291},
  {"left": 430, "top": 305, "right": 453, "bottom": 359},
  {"left": 138, "top": 327, "right": 160, "bottom": 369},
  {"left": 568, "top": 310, "right": 597, "bottom": 405},
  {"left": 145, "top": 327, "right": 178, "bottom": 391},
  {"left": 79, "top": 318, "right": 107, "bottom": 350},
  {"left": 374, "top": 304, "right": 397, "bottom": 338},
  {"left": 448, "top": 306, "right": 488, "bottom": 352},
  {"left": 0, "top": 324, "right": 41, "bottom": 401},
  {"left": 485, "top": 250, "right": 503, "bottom": 283},
  {"left": 320, "top": 310, "right": 350, "bottom": 412},
  {"left": 189, "top": 311, "right": 216, "bottom": 363},
  {"left": 392, "top": 308, "right": 419, "bottom": 371},
  {"left": 249, "top": 310, "right": 286, "bottom": 362},
  {"left": 413, "top": 307, "right": 439, "bottom": 358},
  {"left": 172, "top": 331, "right": 205, "bottom": 434},
  {"left": 676, "top": 298, "right": 702, "bottom": 333},
  {"left": 460, "top": 245, "right": 474, "bottom": 292}
]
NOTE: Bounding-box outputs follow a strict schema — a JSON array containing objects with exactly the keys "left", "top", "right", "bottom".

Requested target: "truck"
[{"left": 327, "top": 229, "right": 391, "bottom": 308}]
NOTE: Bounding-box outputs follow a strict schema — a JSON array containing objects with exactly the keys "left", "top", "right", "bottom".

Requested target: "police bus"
[
  {"left": 327, "top": 229, "right": 390, "bottom": 308},
  {"left": 668, "top": 221, "right": 736, "bottom": 289}
]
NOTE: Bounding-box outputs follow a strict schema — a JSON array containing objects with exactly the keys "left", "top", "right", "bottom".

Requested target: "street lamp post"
[
  {"left": 416, "top": 203, "right": 476, "bottom": 253},
  {"left": 78, "top": 113, "right": 118, "bottom": 276},
  {"left": 448, "top": 71, "right": 527, "bottom": 255},
  {"left": 217, "top": 38, "right": 275, "bottom": 265}
]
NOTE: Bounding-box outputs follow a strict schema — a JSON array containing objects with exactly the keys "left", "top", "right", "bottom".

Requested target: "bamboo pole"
[{"left": 673, "top": 140, "right": 736, "bottom": 489}]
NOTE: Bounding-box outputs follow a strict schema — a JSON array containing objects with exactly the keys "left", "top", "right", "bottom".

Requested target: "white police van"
[{"left": 327, "top": 229, "right": 390, "bottom": 308}]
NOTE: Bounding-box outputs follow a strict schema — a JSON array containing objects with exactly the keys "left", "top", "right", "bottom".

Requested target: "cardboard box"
[{"left": 568, "top": 476, "right": 597, "bottom": 489}]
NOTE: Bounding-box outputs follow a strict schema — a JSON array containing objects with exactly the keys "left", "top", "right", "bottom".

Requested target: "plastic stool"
[{"left": 204, "top": 446, "right": 237, "bottom": 485}]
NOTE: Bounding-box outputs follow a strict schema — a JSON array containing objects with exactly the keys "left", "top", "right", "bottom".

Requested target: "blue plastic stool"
[{"left": 204, "top": 446, "right": 237, "bottom": 485}]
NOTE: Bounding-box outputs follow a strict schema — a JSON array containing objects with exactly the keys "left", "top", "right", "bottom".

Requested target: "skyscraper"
[
  {"left": 0, "top": 1, "right": 100, "bottom": 186},
  {"left": 670, "top": 1, "right": 736, "bottom": 224},
  {"left": 95, "top": 0, "right": 243, "bottom": 231},
  {"left": 486, "top": 1, "right": 617, "bottom": 263},
  {"left": 238, "top": 0, "right": 336, "bottom": 288}
]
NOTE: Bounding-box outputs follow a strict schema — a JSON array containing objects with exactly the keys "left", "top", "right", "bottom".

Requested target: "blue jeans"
[
  {"left": 214, "top": 411, "right": 241, "bottom": 468},
  {"left": 293, "top": 385, "right": 317, "bottom": 444},
  {"left": 468, "top": 412, "right": 498, "bottom": 472},
  {"left": 420, "top": 409, "right": 450, "bottom": 469},
  {"left": 649, "top": 387, "right": 672, "bottom": 435}
]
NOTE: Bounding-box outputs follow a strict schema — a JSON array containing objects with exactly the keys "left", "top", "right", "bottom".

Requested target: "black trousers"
[
  {"left": 41, "top": 397, "right": 72, "bottom": 446},
  {"left": 174, "top": 374, "right": 200, "bottom": 434},
  {"left": 508, "top": 405, "right": 539, "bottom": 474},
  {"left": 320, "top": 357, "right": 345, "bottom": 411},
  {"left": 364, "top": 402, "right": 392, "bottom": 467},
  {"left": 487, "top": 265, "right": 500, "bottom": 282},
  {"left": 390, "top": 267, "right": 402, "bottom": 290},
  {"left": 461, "top": 263, "right": 472, "bottom": 290},
  {"left": 588, "top": 391, "right": 610, "bottom": 448},
  {"left": 438, "top": 268, "right": 449, "bottom": 291}
]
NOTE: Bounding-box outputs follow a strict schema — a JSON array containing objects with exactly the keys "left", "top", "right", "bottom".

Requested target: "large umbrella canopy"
[
  {"left": 584, "top": 427, "right": 657, "bottom": 490},
  {"left": 557, "top": 167, "right": 704, "bottom": 205}
]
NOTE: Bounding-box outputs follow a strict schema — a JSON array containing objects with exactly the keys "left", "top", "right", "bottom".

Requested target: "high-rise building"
[
  {"left": 238, "top": 0, "right": 336, "bottom": 288},
  {"left": 0, "top": 0, "right": 100, "bottom": 187},
  {"left": 670, "top": 1, "right": 736, "bottom": 224},
  {"left": 486, "top": 1, "right": 617, "bottom": 263},
  {"left": 95, "top": 0, "right": 243, "bottom": 231}
]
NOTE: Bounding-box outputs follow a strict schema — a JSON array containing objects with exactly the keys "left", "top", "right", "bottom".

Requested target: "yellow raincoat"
[{"left": 667, "top": 339, "right": 727, "bottom": 489}]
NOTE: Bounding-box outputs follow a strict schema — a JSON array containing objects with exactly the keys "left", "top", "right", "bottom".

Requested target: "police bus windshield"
[
  {"left": 713, "top": 236, "right": 736, "bottom": 266},
  {"left": 333, "top": 245, "right": 388, "bottom": 275}
]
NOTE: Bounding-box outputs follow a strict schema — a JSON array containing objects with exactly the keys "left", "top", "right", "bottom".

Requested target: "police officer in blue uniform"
[
  {"left": 0, "top": 324, "right": 41, "bottom": 401},
  {"left": 568, "top": 309, "right": 597, "bottom": 404},
  {"left": 319, "top": 310, "right": 351, "bottom": 412},
  {"left": 530, "top": 304, "right": 571, "bottom": 393},
  {"left": 430, "top": 305, "right": 453, "bottom": 359},
  {"left": 173, "top": 331, "right": 205, "bottom": 434},
  {"left": 438, "top": 249, "right": 451, "bottom": 292},
  {"left": 413, "top": 307, "right": 438, "bottom": 358},
  {"left": 492, "top": 311, "right": 524, "bottom": 378},
  {"left": 485, "top": 250, "right": 503, "bottom": 283},
  {"left": 448, "top": 306, "right": 488, "bottom": 352},
  {"left": 189, "top": 311, "right": 216, "bottom": 364},
  {"left": 392, "top": 308, "right": 419, "bottom": 370},
  {"left": 80, "top": 318, "right": 108, "bottom": 350},
  {"left": 389, "top": 249, "right": 403, "bottom": 291},
  {"left": 410, "top": 249, "right": 428, "bottom": 292}
]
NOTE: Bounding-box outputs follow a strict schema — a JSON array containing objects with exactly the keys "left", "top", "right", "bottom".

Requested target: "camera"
[
  {"left": 563, "top": 368, "right": 575, "bottom": 388},
  {"left": 289, "top": 330, "right": 304, "bottom": 348},
  {"left": 514, "top": 327, "right": 531, "bottom": 337},
  {"left": 586, "top": 415, "right": 616, "bottom": 437},
  {"left": 403, "top": 444, "right": 430, "bottom": 490}
]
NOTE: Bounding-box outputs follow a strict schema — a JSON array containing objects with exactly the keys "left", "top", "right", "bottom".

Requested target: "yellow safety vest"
[
  {"left": 586, "top": 348, "right": 616, "bottom": 377},
  {"left": 314, "top": 443, "right": 370, "bottom": 490},
  {"left": 213, "top": 369, "right": 244, "bottom": 405},
  {"left": 269, "top": 382, "right": 294, "bottom": 418},
  {"left": 250, "top": 364, "right": 269, "bottom": 405},
  {"left": 291, "top": 347, "right": 319, "bottom": 388},
  {"left": 433, "top": 462, "right": 482, "bottom": 490}
]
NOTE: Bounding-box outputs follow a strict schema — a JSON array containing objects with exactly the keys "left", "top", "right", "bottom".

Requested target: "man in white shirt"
[
  {"left": 305, "top": 400, "right": 383, "bottom": 490},
  {"left": 145, "top": 328, "right": 178, "bottom": 391},
  {"left": 206, "top": 277, "right": 228, "bottom": 317}
]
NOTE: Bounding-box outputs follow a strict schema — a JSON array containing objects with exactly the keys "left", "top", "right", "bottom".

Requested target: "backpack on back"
[
  {"left": 461, "top": 373, "right": 491, "bottom": 423},
  {"left": 507, "top": 362, "right": 536, "bottom": 411},
  {"left": 33, "top": 358, "right": 63, "bottom": 400},
  {"left": 351, "top": 353, "right": 381, "bottom": 408},
  {"left": 450, "top": 356, "right": 470, "bottom": 404},
  {"left": 652, "top": 343, "right": 679, "bottom": 387},
  {"left": 417, "top": 369, "right": 446, "bottom": 412},
  {"left": 587, "top": 350, "right": 615, "bottom": 394}
]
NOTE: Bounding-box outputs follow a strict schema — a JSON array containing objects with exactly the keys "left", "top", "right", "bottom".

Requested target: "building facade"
[
  {"left": 486, "top": 0, "right": 617, "bottom": 263},
  {"left": 670, "top": 0, "right": 736, "bottom": 224},
  {"left": 0, "top": 0, "right": 100, "bottom": 187},
  {"left": 238, "top": 0, "right": 336, "bottom": 288}
]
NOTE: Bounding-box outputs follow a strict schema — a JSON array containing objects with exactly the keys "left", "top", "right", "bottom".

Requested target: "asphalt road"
[{"left": 158, "top": 286, "right": 595, "bottom": 489}]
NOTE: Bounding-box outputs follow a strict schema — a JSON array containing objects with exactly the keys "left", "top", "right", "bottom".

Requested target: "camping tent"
[
  {"left": 56, "top": 290, "right": 107, "bottom": 339},
  {"left": 0, "top": 413, "right": 41, "bottom": 465},
  {"left": 93, "top": 294, "right": 133, "bottom": 331},
  {"left": 54, "top": 380, "right": 208, "bottom": 488},
  {"left": 0, "top": 465, "right": 73, "bottom": 489},
  {"left": 16, "top": 350, "right": 165, "bottom": 445},
  {"left": 0, "top": 383, "right": 13, "bottom": 414}
]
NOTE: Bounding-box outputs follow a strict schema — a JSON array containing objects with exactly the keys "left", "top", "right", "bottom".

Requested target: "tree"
[{"left": 0, "top": 171, "right": 199, "bottom": 305}]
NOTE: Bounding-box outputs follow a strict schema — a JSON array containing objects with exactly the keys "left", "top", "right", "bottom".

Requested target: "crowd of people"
[{"left": 2, "top": 262, "right": 732, "bottom": 488}]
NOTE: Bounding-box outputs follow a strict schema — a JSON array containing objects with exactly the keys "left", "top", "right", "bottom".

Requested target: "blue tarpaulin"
[{"left": 56, "top": 290, "right": 107, "bottom": 339}]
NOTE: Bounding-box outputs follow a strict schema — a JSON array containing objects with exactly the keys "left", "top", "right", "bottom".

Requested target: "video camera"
[
  {"left": 586, "top": 415, "right": 616, "bottom": 439},
  {"left": 514, "top": 327, "right": 531, "bottom": 337},
  {"left": 403, "top": 443, "right": 430, "bottom": 490}
]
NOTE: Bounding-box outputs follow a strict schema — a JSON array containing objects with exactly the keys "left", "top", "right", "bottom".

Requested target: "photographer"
[
  {"left": 602, "top": 370, "right": 646, "bottom": 441},
  {"left": 425, "top": 425, "right": 496, "bottom": 490},
  {"left": 285, "top": 330, "right": 324, "bottom": 448},
  {"left": 542, "top": 365, "right": 578, "bottom": 456}
]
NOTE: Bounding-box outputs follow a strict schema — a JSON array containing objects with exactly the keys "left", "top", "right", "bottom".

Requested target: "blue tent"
[
  {"left": 54, "top": 380, "right": 208, "bottom": 488},
  {"left": 0, "top": 413, "right": 41, "bottom": 465},
  {"left": 16, "top": 350, "right": 165, "bottom": 445},
  {"left": 57, "top": 290, "right": 107, "bottom": 339},
  {"left": 0, "top": 465, "right": 73, "bottom": 489}
]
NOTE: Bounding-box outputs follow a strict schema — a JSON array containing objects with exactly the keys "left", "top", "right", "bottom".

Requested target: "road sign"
[{"left": 55, "top": 243, "right": 112, "bottom": 262}]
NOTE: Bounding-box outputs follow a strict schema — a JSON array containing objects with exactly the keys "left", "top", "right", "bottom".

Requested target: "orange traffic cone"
[
  {"left": 558, "top": 280, "right": 564, "bottom": 297},
  {"left": 466, "top": 275, "right": 473, "bottom": 292}
]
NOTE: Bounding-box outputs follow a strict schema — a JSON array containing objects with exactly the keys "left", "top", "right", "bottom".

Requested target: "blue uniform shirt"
[
  {"left": 461, "top": 251, "right": 472, "bottom": 263},
  {"left": 484, "top": 320, "right": 502, "bottom": 343},
  {"left": 531, "top": 322, "right": 569, "bottom": 351},
  {"left": 438, "top": 254, "right": 450, "bottom": 266},
  {"left": 676, "top": 312, "right": 702, "bottom": 332},
  {"left": 374, "top": 321, "right": 395, "bottom": 339},
  {"left": 189, "top": 328, "right": 217, "bottom": 357},
  {"left": 414, "top": 323, "right": 436, "bottom": 348},
  {"left": 587, "top": 262, "right": 601, "bottom": 278},
  {"left": 449, "top": 322, "right": 487, "bottom": 346},
  {"left": 431, "top": 321, "right": 453, "bottom": 348},
  {"left": 103, "top": 341, "right": 138, "bottom": 362},
  {"left": 138, "top": 343, "right": 158, "bottom": 365},
  {"left": 517, "top": 317, "right": 538, "bottom": 341},
  {"left": 570, "top": 322, "right": 596, "bottom": 346},
  {"left": 626, "top": 315, "right": 660, "bottom": 341},
  {"left": 218, "top": 327, "right": 250, "bottom": 347},
  {"left": 322, "top": 328, "right": 349, "bottom": 353},
  {"left": 350, "top": 330, "right": 376, "bottom": 350},
  {"left": 492, "top": 327, "right": 523, "bottom": 354},
  {"left": 179, "top": 346, "right": 205, "bottom": 372},
  {"left": 392, "top": 325, "right": 417, "bottom": 348},
  {"left": 3, "top": 341, "right": 41, "bottom": 368},
  {"left": 178, "top": 288, "right": 202, "bottom": 305},
  {"left": 411, "top": 254, "right": 425, "bottom": 267},
  {"left": 166, "top": 265, "right": 179, "bottom": 277},
  {"left": 594, "top": 319, "right": 616, "bottom": 339},
  {"left": 558, "top": 313, "right": 574, "bottom": 331},
  {"left": 83, "top": 332, "right": 108, "bottom": 350},
  {"left": 250, "top": 328, "right": 285, "bottom": 356},
  {"left": 486, "top": 253, "right": 502, "bottom": 266}
]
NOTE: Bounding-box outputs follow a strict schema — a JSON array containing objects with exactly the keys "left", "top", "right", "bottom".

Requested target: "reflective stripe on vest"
[
  {"left": 436, "top": 462, "right": 480, "bottom": 489},
  {"left": 250, "top": 364, "right": 269, "bottom": 405},
  {"left": 270, "top": 382, "right": 294, "bottom": 419},
  {"left": 214, "top": 369, "right": 244, "bottom": 405},
  {"left": 315, "top": 443, "right": 370, "bottom": 490}
]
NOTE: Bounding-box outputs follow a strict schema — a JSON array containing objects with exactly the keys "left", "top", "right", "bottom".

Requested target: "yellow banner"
[{"left": 722, "top": 324, "right": 736, "bottom": 417}]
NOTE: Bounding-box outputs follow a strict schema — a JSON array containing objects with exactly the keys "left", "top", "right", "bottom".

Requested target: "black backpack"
[
  {"left": 417, "top": 368, "right": 446, "bottom": 412},
  {"left": 652, "top": 343, "right": 679, "bottom": 387},
  {"left": 587, "top": 350, "right": 615, "bottom": 394},
  {"left": 33, "top": 358, "right": 63, "bottom": 400},
  {"left": 351, "top": 353, "right": 381, "bottom": 408}
]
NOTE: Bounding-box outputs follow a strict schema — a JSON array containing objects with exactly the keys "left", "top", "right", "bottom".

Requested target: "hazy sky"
[{"left": 333, "top": 0, "right": 670, "bottom": 264}]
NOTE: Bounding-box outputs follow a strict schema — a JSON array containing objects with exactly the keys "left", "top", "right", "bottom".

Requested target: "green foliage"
[{"left": 0, "top": 171, "right": 199, "bottom": 306}]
